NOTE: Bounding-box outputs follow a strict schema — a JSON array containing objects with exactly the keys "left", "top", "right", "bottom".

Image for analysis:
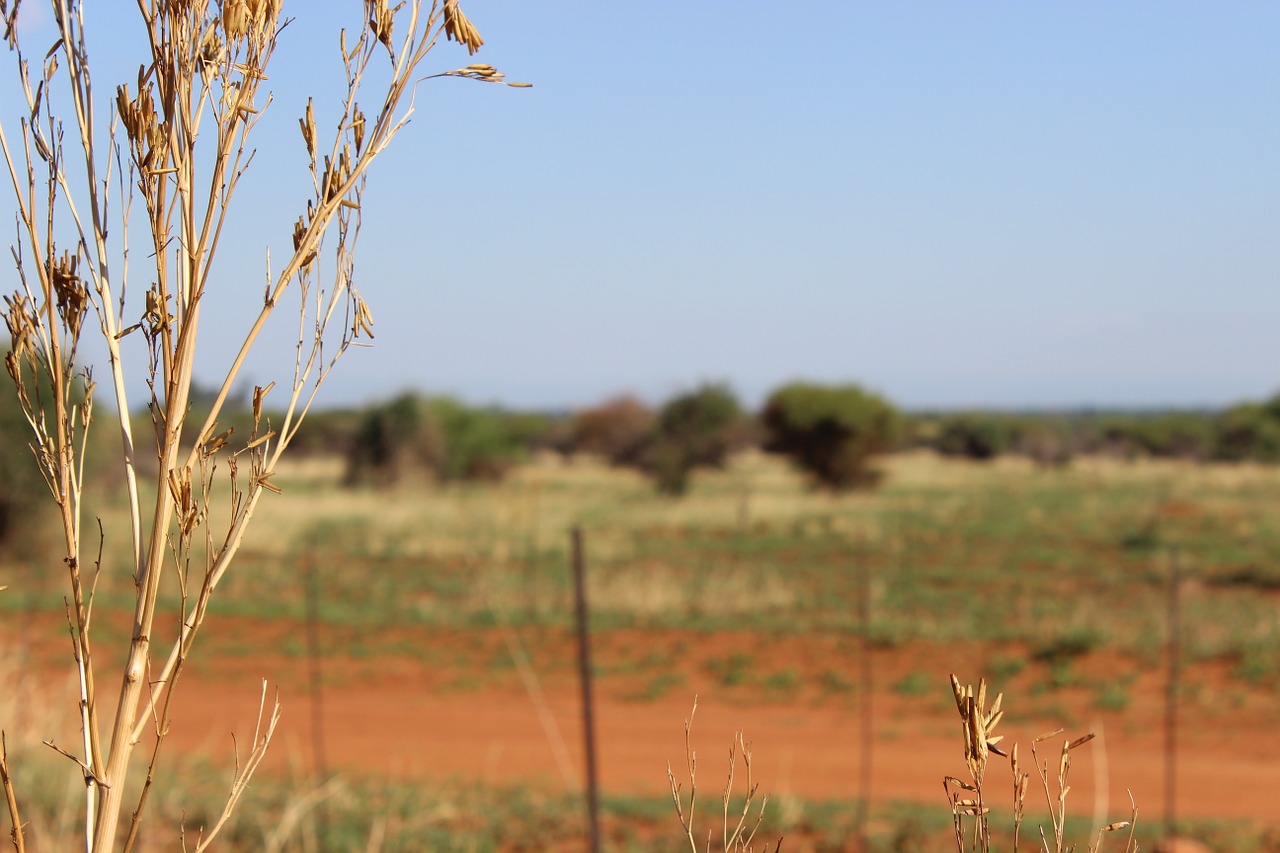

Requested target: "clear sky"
[{"left": 7, "top": 3, "right": 1280, "bottom": 412}]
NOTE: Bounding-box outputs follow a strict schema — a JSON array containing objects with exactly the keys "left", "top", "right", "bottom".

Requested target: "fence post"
[
  {"left": 1164, "top": 545, "right": 1181, "bottom": 837},
  {"left": 571, "top": 526, "right": 601, "bottom": 853},
  {"left": 857, "top": 535, "right": 874, "bottom": 848}
]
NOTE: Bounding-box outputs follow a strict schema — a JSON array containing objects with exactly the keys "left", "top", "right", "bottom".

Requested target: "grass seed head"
[
  {"left": 443, "top": 0, "right": 484, "bottom": 55},
  {"left": 223, "top": 0, "right": 251, "bottom": 42},
  {"left": 368, "top": 0, "right": 401, "bottom": 53},
  {"left": 299, "top": 97, "right": 316, "bottom": 162}
]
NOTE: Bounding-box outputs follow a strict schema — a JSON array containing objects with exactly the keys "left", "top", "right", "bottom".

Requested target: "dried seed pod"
[
  {"left": 1067, "top": 732, "right": 1096, "bottom": 751},
  {"left": 368, "top": 0, "right": 399, "bottom": 54},
  {"left": 351, "top": 106, "right": 365, "bottom": 153},
  {"left": 143, "top": 289, "right": 173, "bottom": 335},
  {"left": 292, "top": 214, "right": 317, "bottom": 273},
  {"left": 223, "top": 0, "right": 250, "bottom": 41},
  {"left": 443, "top": 0, "right": 483, "bottom": 55},
  {"left": 199, "top": 25, "right": 225, "bottom": 75},
  {"left": 49, "top": 248, "right": 87, "bottom": 338},
  {"left": 351, "top": 294, "right": 375, "bottom": 339},
  {"left": 2, "top": 293, "right": 37, "bottom": 382},
  {"left": 252, "top": 382, "right": 274, "bottom": 427},
  {"left": 298, "top": 97, "right": 316, "bottom": 162}
]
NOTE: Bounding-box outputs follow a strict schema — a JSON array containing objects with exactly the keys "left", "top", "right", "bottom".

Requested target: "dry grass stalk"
[
  {"left": 0, "top": 732, "right": 25, "bottom": 853},
  {"left": 947, "top": 675, "right": 1138, "bottom": 853},
  {"left": 667, "top": 698, "right": 780, "bottom": 853},
  {"left": 0, "top": 1, "right": 523, "bottom": 850}
]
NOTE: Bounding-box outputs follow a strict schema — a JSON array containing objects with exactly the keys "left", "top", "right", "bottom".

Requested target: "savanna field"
[{"left": 4, "top": 449, "right": 1279, "bottom": 851}]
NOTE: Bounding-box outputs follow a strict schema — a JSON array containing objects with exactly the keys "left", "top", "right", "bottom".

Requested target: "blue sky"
[{"left": 9, "top": 3, "right": 1280, "bottom": 411}]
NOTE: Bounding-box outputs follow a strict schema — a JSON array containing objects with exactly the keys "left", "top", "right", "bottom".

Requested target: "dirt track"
[
  {"left": 6, "top": 617, "right": 1279, "bottom": 823},
  {"left": 144, "top": 624, "right": 1280, "bottom": 823}
]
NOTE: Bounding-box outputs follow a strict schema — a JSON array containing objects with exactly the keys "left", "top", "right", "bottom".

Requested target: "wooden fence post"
[{"left": 571, "top": 526, "right": 601, "bottom": 853}]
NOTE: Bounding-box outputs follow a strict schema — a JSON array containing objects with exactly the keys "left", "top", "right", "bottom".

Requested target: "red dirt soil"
[{"left": 6, "top": 617, "right": 1280, "bottom": 823}]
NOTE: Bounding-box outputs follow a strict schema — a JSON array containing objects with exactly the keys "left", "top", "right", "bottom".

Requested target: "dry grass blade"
[
  {"left": 667, "top": 698, "right": 699, "bottom": 853},
  {"left": 191, "top": 681, "right": 281, "bottom": 853}
]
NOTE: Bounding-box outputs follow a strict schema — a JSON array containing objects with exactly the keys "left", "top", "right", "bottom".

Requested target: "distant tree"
[
  {"left": 935, "top": 413, "right": 1011, "bottom": 460},
  {"left": 344, "top": 394, "right": 528, "bottom": 486},
  {"left": 345, "top": 393, "right": 445, "bottom": 486},
  {"left": 570, "top": 395, "right": 656, "bottom": 466},
  {"left": 647, "top": 383, "right": 750, "bottom": 495},
  {"left": 1013, "top": 419, "right": 1076, "bottom": 467},
  {"left": 1213, "top": 402, "right": 1280, "bottom": 463},
  {"left": 0, "top": 372, "right": 55, "bottom": 547},
  {"left": 761, "top": 381, "right": 901, "bottom": 489},
  {"left": 429, "top": 398, "right": 529, "bottom": 481}
]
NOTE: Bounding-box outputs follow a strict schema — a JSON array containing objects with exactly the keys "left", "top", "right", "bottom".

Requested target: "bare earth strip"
[
  {"left": 5, "top": 616, "right": 1278, "bottom": 822},
  {"left": 8, "top": 620, "right": 1262, "bottom": 822}
]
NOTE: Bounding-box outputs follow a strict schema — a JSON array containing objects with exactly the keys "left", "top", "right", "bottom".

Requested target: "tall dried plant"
[
  {"left": 945, "top": 675, "right": 1138, "bottom": 853},
  {"left": 668, "top": 699, "right": 781, "bottom": 853},
  {"left": 0, "top": 2, "right": 524, "bottom": 851}
]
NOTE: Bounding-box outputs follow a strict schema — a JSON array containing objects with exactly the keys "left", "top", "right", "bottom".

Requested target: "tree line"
[
  {"left": 3, "top": 381, "right": 1279, "bottom": 550},
  {"left": 305, "top": 383, "right": 1280, "bottom": 495}
]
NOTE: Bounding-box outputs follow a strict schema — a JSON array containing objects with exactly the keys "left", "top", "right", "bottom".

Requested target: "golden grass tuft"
[{"left": 947, "top": 675, "right": 1137, "bottom": 853}]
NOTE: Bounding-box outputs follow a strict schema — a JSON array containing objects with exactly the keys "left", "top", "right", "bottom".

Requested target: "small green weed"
[
  {"left": 705, "top": 650, "right": 755, "bottom": 687},
  {"left": 762, "top": 667, "right": 801, "bottom": 693},
  {"left": 818, "top": 668, "right": 855, "bottom": 695},
  {"left": 1032, "top": 626, "right": 1104, "bottom": 666},
  {"left": 983, "top": 653, "right": 1025, "bottom": 682},
  {"left": 892, "top": 670, "right": 932, "bottom": 697},
  {"left": 1093, "top": 681, "right": 1131, "bottom": 711},
  {"left": 624, "top": 671, "right": 685, "bottom": 702}
]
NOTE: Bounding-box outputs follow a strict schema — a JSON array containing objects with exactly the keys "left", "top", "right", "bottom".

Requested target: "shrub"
[
  {"left": 429, "top": 398, "right": 529, "bottom": 481},
  {"left": 1013, "top": 419, "right": 1076, "bottom": 467},
  {"left": 345, "top": 394, "right": 528, "bottom": 485},
  {"left": 286, "top": 407, "right": 363, "bottom": 457},
  {"left": 570, "top": 395, "right": 656, "bottom": 466},
  {"left": 760, "top": 381, "right": 901, "bottom": 489},
  {"left": 935, "top": 413, "right": 1011, "bottom": 460},
  {"left": 345, "top": 393, "right": 443, "bottom": 486},
  {"left": 646, "top": 383, "right": 749, "bottom": 495},
  {"left": 0, "top": 371, "right": 60, "bottom": 549},
  {"left": 1212, "top": 402, "right": 1280, "bottom": 463}
]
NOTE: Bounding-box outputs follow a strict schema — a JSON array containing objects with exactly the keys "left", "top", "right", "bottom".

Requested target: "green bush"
[
  {"left": 760, "top": 381, "right": 901, "bottom": 489},
  {"left": 646, "top": 383, "right": 749, "bottom": 495},
  {"left": 935, "top": 413, "right": 1010, "bottom": 460},
  {"left": 1088, "top": 412, "right": 1215, "bottom": 460},
  {"left": 1213, "top": 402, "right": 1280, "bottom": 462},
  {"left": 0, "top": 380, "right": 48, "bottom": 546},
  {"left": 344, "top": 394, "right": 529, "bottom": 486},
  {"left": 285, "top": 407, "right": 362, "bottom": 456},
  {"left": 0, "top": 364, "right": 110, "bottom": 553},
  {"left": 344, "top": 393, "right": 442, "bottom": 486}
]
